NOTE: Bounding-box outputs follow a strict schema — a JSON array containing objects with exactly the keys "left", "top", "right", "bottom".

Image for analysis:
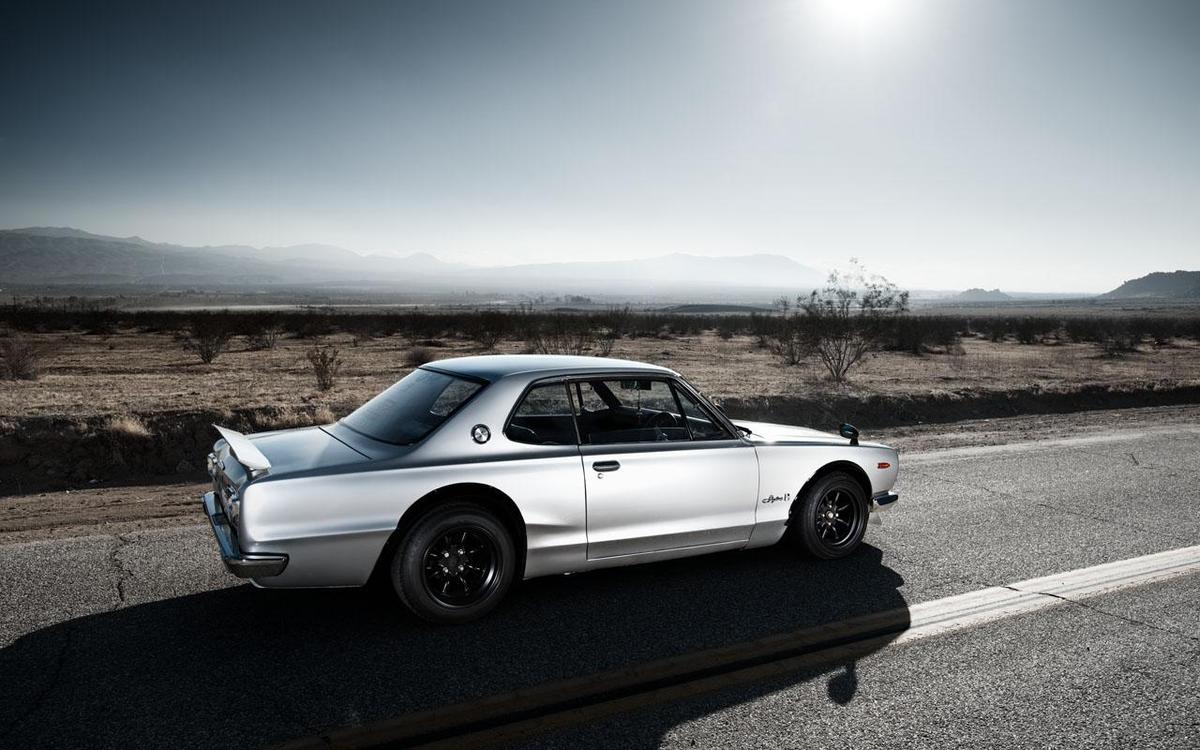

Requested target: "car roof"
[{"left": 423, "top": 354, "right": 676, "bottom": 382}]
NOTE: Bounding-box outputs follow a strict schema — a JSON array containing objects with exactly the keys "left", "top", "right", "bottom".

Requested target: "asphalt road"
[{"left": 2, "top": 427, "right": 1199, "bottom": 749}]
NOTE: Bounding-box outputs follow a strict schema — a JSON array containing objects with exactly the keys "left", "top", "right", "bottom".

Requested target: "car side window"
[
  {"left": 672, "top": 384, "right": 733, "bottom": 440},
  {"left": 506, "top": 383, "right": 578, "bottom": 445},
  {"left": 574, "top": 378, "right": 690, "bottom": 445}
]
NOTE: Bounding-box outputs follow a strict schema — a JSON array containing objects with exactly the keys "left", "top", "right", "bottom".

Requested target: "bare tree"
[{"left": 799, "top": 261, "right": 909, "bottom": 383}]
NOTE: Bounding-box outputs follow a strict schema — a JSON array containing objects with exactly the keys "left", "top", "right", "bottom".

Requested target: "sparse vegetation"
[
  {"left": 404, "top": 346, "right": 435, "bottom": 367},
  {"left": 305, "top": 344, "right": 342, "bottom": 391},
  {"left": 0, "top": 336, "right": 41, "bottom": 380},
  {"left": 183, "top": 316, "right": 233, "bottom": 364},
  {"left": 464, "top": 311, "right": 510, "bottom": 350},
  {"left": 245, "top": 320, "right": 284, "bottom": 351},
  {"left": 528, "top": 315, "right": 593, "bottom": 356}
]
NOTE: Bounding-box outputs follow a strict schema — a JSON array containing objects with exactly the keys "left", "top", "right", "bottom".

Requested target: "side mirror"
[{"left": 839, "top": 423, "right": 860, "bottom": 446}]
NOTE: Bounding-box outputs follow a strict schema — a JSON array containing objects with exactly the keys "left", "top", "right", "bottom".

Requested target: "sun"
[{"left": 809, "top": 0, "right": 914, "bottom": 39}]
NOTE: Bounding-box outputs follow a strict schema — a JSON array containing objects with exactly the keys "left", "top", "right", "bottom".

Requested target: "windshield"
[{"left": 340, "top": 368, "right": 484, "bottom": 444}]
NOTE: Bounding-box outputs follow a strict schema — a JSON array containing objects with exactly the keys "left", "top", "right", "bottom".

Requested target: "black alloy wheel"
[
  {"left": 392, "top": 501, "right": 516, "bottom": 624},
  {"left": 790, "top": 471, "right": 869, "bottom": 559}
]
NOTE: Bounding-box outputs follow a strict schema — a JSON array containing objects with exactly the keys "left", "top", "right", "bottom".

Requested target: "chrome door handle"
[{"left": 592, "top": 461, "right": 621, "bottom": 473}]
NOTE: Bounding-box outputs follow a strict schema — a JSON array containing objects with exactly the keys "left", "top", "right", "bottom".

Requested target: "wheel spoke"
[{"left": 421, "top": 525, "right": 500, "bottom": 606}]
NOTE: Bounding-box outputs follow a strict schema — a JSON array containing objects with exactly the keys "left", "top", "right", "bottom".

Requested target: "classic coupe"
[{"left": 203, "top": 355, "right": 899, "bottom": 623}]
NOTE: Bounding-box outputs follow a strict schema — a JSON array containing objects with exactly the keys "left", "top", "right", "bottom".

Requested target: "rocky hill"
[{"left": 1102, "top": 271, "right": 1200, "bottom": 299}]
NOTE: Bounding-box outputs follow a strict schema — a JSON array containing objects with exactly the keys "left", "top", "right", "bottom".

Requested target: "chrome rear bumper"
[{"left": 202, "top": 491, "right": 288, "bottom": 578}]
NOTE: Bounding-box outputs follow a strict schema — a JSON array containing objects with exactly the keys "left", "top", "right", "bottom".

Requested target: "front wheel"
[
  {"left": 789, "top": 472, "right": 868, "bottom": 559},
  {"left": 391, "top": 501, "right": 516, "bottom": 624}
]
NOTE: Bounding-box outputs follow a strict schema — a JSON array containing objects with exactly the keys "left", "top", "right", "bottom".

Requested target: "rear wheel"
[
  {"left": 790, "top": 472, "right": 868, "bottom": 559},
  {"left": 391, "top": 501, "right": 516, "bottom": 624}
]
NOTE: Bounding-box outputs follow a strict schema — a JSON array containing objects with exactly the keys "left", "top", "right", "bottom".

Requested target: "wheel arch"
[
  {"left": 787, "top": 460, "right": 872, "bottom": 527},
  {"left": 369, "top": 482, "right": 528, "bottom": 584}
]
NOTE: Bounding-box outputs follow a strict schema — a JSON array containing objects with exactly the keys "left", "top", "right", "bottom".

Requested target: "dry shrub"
[
  {"left": 0, "top": 337, "right": 41, "bottom": 380},
  {"left": 184, "top": 317, "right": 234, "bottom": 364},
  {"left": 306, "top": 344, "right": 342, "bottom": 391},
  {"left": 464, "top": 311, "right": 510, "bottom": 350},
  {"left": 245, "top": 325, "right": 284, "bottom": 351},
  {"left": 105, "top": 414, "right": 153, "bottom": 440},
  {"left": 530, "top": 315, "right": 591, "bottom": 355},
  {"left": 594, "top": 332, "right": 618, "bottom": 357},
  {"left": 252, "top": 404, "right": 339, "bottom": 431},
  {"left": 312, "top": 405, "right": 336, "bottom": 424},
  {"left": 405, "top": 346, "right": 435, "bottom": 367}
]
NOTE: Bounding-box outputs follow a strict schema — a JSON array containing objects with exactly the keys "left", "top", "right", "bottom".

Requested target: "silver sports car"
[{"left": 203, "top": 355, "right": 900, "bottom": 623}]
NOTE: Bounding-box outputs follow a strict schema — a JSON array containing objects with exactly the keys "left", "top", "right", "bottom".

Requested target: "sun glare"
[{"left": 809, "top": 0, "right": 915, "bottom": 39}]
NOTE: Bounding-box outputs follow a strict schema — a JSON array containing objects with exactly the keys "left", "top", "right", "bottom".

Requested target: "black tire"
[
  {"left": 391, "top": 501, "right": 516, "bottom": 624},
  {"left": 789, "top": 472, "right": 869, "bottom": 559}
]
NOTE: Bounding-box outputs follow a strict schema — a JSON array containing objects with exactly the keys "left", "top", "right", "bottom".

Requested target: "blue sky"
[{"left": 1, "top": 0, "right": 1197, "bottom": 292}]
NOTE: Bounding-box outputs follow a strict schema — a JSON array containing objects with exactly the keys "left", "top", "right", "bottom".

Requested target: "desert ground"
[{"left": 4, "top": 326, "right": 1199, "bottom": 420}]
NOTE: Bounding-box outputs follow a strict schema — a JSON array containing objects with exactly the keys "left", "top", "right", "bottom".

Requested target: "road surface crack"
[{"left": 108, "top": 533, "right": 137, "bottom": 607}]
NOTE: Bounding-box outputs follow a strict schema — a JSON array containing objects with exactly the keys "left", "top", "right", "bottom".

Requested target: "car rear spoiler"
[{"left": 213, "top": 425, "right": 272, "bottom": 472}]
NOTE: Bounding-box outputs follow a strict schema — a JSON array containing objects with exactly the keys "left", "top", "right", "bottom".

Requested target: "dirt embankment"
[
  {"left": 0, "top": 405, "right": 333, "bottom": 496},
  {"left": 3, "top": 382, "right": 1200, "bottom": 497},
  {"left": 721, "top": 382, "right": 1200, "bottom": 431}
]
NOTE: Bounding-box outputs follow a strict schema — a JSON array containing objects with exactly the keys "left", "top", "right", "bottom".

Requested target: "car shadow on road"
[{"left": 0, "top": 543, "right": 908, "bottom": 749}]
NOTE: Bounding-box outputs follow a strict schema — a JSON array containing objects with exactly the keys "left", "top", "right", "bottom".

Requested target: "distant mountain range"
[
  {"left": 1101, "top": 270, "right": 1200, "bottom": 299},
  {"left": 3, "top": 227, "right": 1195, "bottom": 302},
  {"left": 0, "top": 227, "right": 826, "bottom": 295}
]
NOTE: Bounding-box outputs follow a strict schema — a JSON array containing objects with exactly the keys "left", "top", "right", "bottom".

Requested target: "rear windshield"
[{"left": 340, "top": 368, "right": 484, "bottom": 444}]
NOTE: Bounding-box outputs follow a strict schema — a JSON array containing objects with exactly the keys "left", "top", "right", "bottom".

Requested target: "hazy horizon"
[{"left": 2, "top": 0, "right": 1198, "bottom": 293}]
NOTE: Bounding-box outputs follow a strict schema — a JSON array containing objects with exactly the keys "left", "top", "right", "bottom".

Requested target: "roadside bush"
[
  {"left": 183, "top": 317, "right": 234, "bottom": 364},
  {"left": 593, "top": 331, "right": 618, "bottom": 357},
  {"left": 715, "top": 317, "right": 741, "bottom": 340},
  {"left": 245, "top": 323, "right": 284, "bottom": 351},
  {"left": 1098, "top": 323, "right": 1139, "bottom": 357},
  {"left": 305, "top": 344, "right": 342, "bottom": 391},
  {"left": 1013, "top": 317, "right": 1059, "bottom": 345},
  {"left": 464, "top": 311, "right": 510, "bottom": 350},
  {"left": 880, "top": 316, "right": 962, "bottom": 355},
  {"left": 0, "top": 337, "right": 41, "bottom": 380},
  {"left": 404, "top": 346, "right": 435, "bottom": 367},
  {"left": 529, "top": 315, "right": 592, "bottom": 356},
  {"left": 767, "top": 318, "right": 809, "bottom": 365},
  {"left": 748, "top": 312, "right": 776, "bottom": 349}
]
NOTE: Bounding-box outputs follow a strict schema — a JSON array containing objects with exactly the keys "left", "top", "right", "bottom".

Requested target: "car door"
[{"left": 573, "top": 377, "right": 759, "bottom": 560}]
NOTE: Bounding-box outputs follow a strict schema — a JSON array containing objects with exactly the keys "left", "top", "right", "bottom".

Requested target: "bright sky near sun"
[{"left": 1, "top": 0, "right": 1198, "bottom": 292}]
